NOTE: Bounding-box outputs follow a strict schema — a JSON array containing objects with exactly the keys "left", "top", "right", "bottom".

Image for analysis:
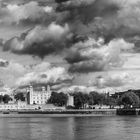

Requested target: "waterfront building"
[
  {"left": 0, "top": 101, "right": 27, "bottom": 110},
  {"left": 27, "top": 85, "right": 52, "bottom": 105}
]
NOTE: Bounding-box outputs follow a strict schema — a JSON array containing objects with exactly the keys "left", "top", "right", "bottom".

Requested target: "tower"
[
  {"left": 29, "top": 86, "right": 33, "bottom": 104},
  {"left": 42, "top": 86, "right": 46, "bottom": 104},
  {"left": 67, "top": 94, "right": 74, "bottom": 106},
  {"left": 46, "top": 85, "right": 51, "bottom": 101}
]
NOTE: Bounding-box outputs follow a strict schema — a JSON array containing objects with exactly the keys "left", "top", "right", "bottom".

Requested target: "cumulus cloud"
[
  {"left": 15, "top": 62, "right": 73, "bottom": 89},
  {"left": 0, "top": 59, "right": 27, "bottom": 87},
  {"left": 4, "top": 22, "right": 72, "bottom": 58},
  {"left": 0, "top": 59, "right": 26, "bottom": 75},
  {"left": 0, "top": 59, "right": 73, "bottom": 90},
  {"left": 1, "top": 0, "right": 140, "bottom": 91},
  {"left": 65, "top": 38, "right": 134, "bottom": 73},
  {"left": 0, "top": 1, "right": 53, "bottom": 25},
  {"left": 91, "top": 72, "right": 133, "bottom": 89},
  {"left": 58, "top": 85, "right": 92, "bottom": 94},
  {"left": 0, "top": 58, "right": 9, "bottom": 67},
  {"left": 55, "top": 0, "right": 140, "bottom": 45}
]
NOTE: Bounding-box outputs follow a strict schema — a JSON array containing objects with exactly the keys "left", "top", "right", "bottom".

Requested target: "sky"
[{"left": 0, "top": 0, "right": 140, "bottom": 93}]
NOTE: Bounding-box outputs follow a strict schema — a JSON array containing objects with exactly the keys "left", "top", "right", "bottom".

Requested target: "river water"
[{"left": 0, "top": 115, "right": 139, "bottom": 140}]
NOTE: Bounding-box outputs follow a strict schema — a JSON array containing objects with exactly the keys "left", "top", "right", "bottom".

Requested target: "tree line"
[
  {"left": 0, "top": 95, "right": 12, "bottom": 103},
  {"left": 0, "top": 92, "right": 25, "bottom": 104},
  {"left": 1, "top": 90, "right": 140, "bottom": 109},
  {"left": 48, "top": 90, "right": 140, "bottom": 109}
]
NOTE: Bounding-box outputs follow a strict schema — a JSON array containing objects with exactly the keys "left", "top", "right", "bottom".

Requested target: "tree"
[
  {"left": 14, "top": 92, "right": 25, "bottom": 101},
  {"left": 88, "top": 93, "right": 94, "bottom": 105},
  {"left": 105, "top": 97, "right": 117, "bottom": 108},
  {"left": 48, "top": 92, "right": 68, "bottom": 106},
  {"left": 118, "top": 91, "right": 140, "bottom": 108},
  {"left": 73, "top": 92, "right": 89, "bottom": 109},
  {"left": 3, "top": 94, "right": 12, "bottom": 104},
  {"left": 89, "top": 92, "right": 105, "bottom": 105},
  {"left": 58, "top": 92, "right": 68, "bottom": 106}
]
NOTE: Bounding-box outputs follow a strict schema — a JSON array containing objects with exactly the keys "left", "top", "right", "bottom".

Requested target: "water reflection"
[{"left": 0, "top": 116, "right": 139, "bottom": 140}]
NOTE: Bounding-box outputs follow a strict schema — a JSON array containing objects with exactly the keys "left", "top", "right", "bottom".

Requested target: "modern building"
[{"left": 27, "top": 85, "right": 52, "bottom": 105}]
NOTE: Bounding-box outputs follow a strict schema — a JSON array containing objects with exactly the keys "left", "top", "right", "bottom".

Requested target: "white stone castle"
[
  {"left": 0, "top": 85, "right": 74, "bottom": 110},
  {"left": 27, "top": 85, "right": 52, "bottom": 105}
]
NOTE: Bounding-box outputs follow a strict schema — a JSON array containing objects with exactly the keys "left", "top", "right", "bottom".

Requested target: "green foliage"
[
  {"left": 89, "top": 92, "right": 105, "bottom": 105},
  {"left": 47, "top": 90, "right": 140, "bottom": 109},
  {"left": 105, "top": 97, "right": 117, "bottom": 108},
  {"left": 74, "top": 92, "right": 89, "bottom": 109},
  {"left": 118, "top": 91, "right": 140, "bottom": 108},
  {"left": 3, "top": 94, "right": 12, "bottom": 104},
  {"left": 14, "top": 92, "right": 25, "bottom": 101},
  {"left": 48, "top": 92, "right": 68, "bottom": 106}
]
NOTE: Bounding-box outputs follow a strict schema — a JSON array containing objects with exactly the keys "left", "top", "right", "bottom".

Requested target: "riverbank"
[
  {"left": 0, "top": 109, "right": 117, "bottom": 116},
  {"left": 0, "top": 108, "right": 140, "bottom": 116},
  {"left": 116, "top": 108, "right": 140, "bottom": 115}
]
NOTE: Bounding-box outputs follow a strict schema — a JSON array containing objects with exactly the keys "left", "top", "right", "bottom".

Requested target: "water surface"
[{"left": 0, "top": 115, "right": 139, "bottom": 140}]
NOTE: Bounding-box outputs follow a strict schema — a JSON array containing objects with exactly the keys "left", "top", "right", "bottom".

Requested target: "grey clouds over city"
[{"left": 0, "top": 0, "right": 139, "bottom": 93}]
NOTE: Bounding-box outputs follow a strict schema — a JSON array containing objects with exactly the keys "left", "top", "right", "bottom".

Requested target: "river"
[{"left": 0, "top": 115, "right": 139, "bottom": 140}]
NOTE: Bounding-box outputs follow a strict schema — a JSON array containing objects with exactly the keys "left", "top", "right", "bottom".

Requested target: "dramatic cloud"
[
  {"left": 16, "top": 62, "right": 73, "bottom": 89},
  {"left": 65, "top": 38, "right": 134, "bottom": 73},
  {"left": 0, "top": 0, "right": 140, "bottom": 92},
  {"left": 56, "top": 0, "right": 120, "bottom": 23},
  {"left": 0, "top": 59, "right": 27, "bottom": 87},
  {"left": 92, "top": 72, "right": 133, "bottom": 89},
  {"left": 59, "top": 85, "right": 92, "bottom": 94},
  {"left": 0, "top": 59, "right": 26, "bottom": 75},
  {"left": 4, "top": 22, "right": 72, "bottom": 58},
  {"left": 55, "top": 0, "right": 140, "bottom": 44},
  {"left": 0, "top": 59, "right": 73, "bottom": 90},
  {"left": 0, "top": 1, "right": 53, "bottom": 25}
]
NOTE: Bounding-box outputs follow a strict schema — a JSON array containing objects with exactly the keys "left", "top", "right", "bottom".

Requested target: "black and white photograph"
[{"left": 0, "top": 0, "right": 139, "bottom": 140}]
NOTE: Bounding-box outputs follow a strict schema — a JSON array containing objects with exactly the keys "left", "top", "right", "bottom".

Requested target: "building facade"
[{"left": 27, "top": 85, "right": 52, "bottom": 105}]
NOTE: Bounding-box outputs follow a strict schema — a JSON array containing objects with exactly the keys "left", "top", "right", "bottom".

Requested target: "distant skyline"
[{"left": 0, "top": 0, "right": 139, "bottom": 93}]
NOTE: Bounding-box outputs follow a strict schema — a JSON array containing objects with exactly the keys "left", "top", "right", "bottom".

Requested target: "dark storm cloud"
[
  {"left": 55, "top": 0, "right": 140, "bottom": 44},
  {"left": 69, "top": 60, "right": 106, "bottom": 73},
  {"left": 65, "top": 38, "right": 134, "bottom": 73},
  {"left": 3, "top": 23, "right": 73, "bottom": 58},
  {"left": 56, "top": 0, "right": 120, "bottom": 24},
  {"left": 2, "top": 0, "right": 140, "bottom": 76}
]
